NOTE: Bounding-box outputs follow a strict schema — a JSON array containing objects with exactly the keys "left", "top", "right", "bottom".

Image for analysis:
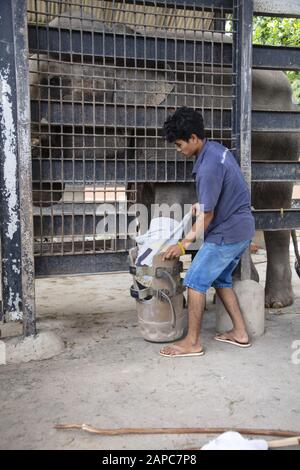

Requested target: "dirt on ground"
[{"left": 0, "top": 236, "right": 300, "bottom": 450}]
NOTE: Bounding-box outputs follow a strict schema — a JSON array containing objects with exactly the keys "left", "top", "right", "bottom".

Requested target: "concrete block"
[
  {"left": 2, "top": 331, "right": 64, "bottom": 365},
  {"left": 215, "top": 280, "right": 265, "bottom": 338},
  {"left": 0, "top": 340, "right": 5, "bottom": 365},
  {"left": 0, "top": 320, "right": 23, "bottom": 339}
]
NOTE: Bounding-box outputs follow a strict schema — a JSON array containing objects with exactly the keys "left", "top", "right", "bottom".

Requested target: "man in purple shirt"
[{"left": 160, "top": 107, "right": 255, "bottom": 357}]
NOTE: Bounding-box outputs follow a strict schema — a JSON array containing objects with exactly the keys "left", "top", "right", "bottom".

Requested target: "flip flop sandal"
[
  {"left": 214, "top": 335, "right": 252, "bottom": 348},
  {"left": 159, "top": 349, "right": 205, "bottom": 357}
]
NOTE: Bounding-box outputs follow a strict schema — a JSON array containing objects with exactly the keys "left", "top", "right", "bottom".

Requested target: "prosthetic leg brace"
[{"left": 129, "top": 248, "right": 187, "bottom": 342}]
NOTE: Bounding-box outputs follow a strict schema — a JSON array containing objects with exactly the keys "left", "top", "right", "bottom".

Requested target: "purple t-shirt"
[{"left": 192, "top": 140, "right": 255, "bottom": 244}]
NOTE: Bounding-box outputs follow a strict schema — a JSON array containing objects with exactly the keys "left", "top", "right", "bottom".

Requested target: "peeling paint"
[
  {"left": 8, "top": 287, "right": 22, "bottom": 321},
  {"left": 12, "top": 262, "right": 21, "bottom": 274},
  {"left": 0, "top": 65, "right": 19, "bottom": 240}
]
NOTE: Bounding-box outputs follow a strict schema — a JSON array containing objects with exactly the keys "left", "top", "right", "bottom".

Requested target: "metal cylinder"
[{"left": 130, "top": 249, "right": 187, "bottom": 342}]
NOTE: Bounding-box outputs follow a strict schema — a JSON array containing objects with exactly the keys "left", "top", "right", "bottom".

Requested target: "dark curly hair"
[{"left": 163, "top": 107, "right": 205, "bottom": 143}]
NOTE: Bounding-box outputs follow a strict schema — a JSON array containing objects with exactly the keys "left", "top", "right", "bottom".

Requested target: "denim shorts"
[{"left": 183, "top": 239, "right": 251, "bottom": 294}]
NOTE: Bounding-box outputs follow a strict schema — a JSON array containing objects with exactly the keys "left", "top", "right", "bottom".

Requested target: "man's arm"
[
  {"left": 182, "top": 210, "right": 214, "bottom": 250},
  {"left": 162, "top": 210, "right": 214, "bottom": 260}
]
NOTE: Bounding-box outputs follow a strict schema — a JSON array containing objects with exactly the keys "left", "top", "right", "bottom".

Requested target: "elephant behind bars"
[
  {"left": 29, "top": 10, "right": 300, "bottom": 308},
  {"left": 29, "top": 11, "right": 174, "bottom": 206}
]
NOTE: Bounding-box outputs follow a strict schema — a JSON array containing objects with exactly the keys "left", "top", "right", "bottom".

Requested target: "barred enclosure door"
[
  {"left": 27, "top": 0, "right": 300, "bottom": 274},
  {"left": 27, "top": 0, "right": 247, "bottom": 275},
  {"left": 1, "top": 0, "right": 300, "bottom": 333}
]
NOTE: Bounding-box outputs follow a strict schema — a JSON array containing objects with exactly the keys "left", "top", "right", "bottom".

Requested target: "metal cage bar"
[
  {"left": 253, "top": 0, "right": 300, "bottom": 18},
  {"left": 0, "top": 0, "right": 36, "bottom": 335},
  {"left": 232, "top": 0, "right": 253, "bottom": 280}
]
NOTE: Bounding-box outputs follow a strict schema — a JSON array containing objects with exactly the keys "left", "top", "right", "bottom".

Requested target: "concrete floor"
[{"left": 0, "top": 241, "right": 300, "bottom": 449}]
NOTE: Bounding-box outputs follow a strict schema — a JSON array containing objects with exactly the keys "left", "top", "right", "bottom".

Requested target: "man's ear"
[{"left": 191, "top": 133, "right": 201, "bottom": 143}]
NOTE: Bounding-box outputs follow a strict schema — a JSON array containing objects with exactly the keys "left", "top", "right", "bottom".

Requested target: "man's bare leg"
[
  {"left": 160, "top": 288, "right": 206, "bottom": 356},
  {"left": 215, "top": 287, "right": 249, "bottom": 343}
]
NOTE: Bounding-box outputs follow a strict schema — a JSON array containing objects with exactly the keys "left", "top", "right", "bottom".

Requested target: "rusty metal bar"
[
  {"left": 252, "top": 161, "right": 300, "bottom": 182},
  {"left": 253, "top": 0, "right": 300, "bottom": 18},
  {"left": 28, "top": 26, "right": 300, "bottom": 72},
  {"left": 27, "top": 26, "right": 233, "bottom": 64},
  {"left": 30, "top": 102, "right": 300, "bottom": 130},
  {"left": 30, "top": 103, "right": 233, "bottom": 128},
  {"left": 34, "top": 206, "right": 300, "bottom": 276},
  {"left": 123, "top": 0, "right": 234, "bottom": 9},
  {"left": 0, "top": 0, "right": 22, "bottom": 323},
  {"left": 31, "top": 207, "right": 300, "bottom": 239},
  {"left": 0, "top": 0, "right": 36, "bottom": 335},
  {"left": 14, "top": 0, "right": 36, "bottom": 336},
  {"left": 31, "top": 159, "right": 300, "bottom": 183},
  {"left": 35, "top": 251, "right": 133, "bottom": 276},
  {"left": 254, "top": 209, "right": 300, "bottom": 230},
  {"left": 234, "top": 0, "right": 253, "bottom": 280},
  {"left": 253, "top": 45, "right": 300, "bottom": 71}
]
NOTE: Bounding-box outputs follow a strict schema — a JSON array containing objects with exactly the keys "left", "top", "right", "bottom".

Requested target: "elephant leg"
[
  {"left": 264, "top": 230, "right": 294, "bottom": 308},
  {"left": 252, "top": 181, "right": 294, "bottom": 308}
]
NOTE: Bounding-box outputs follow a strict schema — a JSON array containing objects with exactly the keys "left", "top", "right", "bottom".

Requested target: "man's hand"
[{"left": 162, "top": 244, "right": 182, "bottom": 261}]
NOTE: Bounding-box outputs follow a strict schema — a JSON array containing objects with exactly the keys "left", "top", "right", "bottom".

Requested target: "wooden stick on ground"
[
  {"left": 268, "top": 436, "right": 300, "bottom": 449},
  {"left": 54, "top": 424, "right": 300, "bottom": 439}
]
